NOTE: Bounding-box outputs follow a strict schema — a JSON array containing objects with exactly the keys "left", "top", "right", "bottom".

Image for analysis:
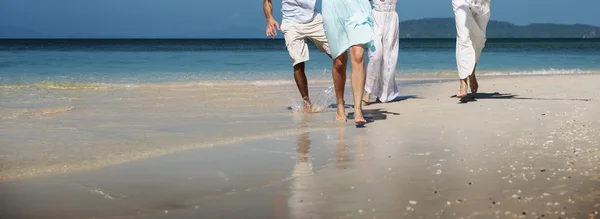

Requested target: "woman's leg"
[
  {"left": 332, "top": 52, "right": 348, "bottom": 121},
  {"left": 364, "top": 12, "right": 384, "bottom": 104},
  {"left": 469, "top": 64, "right": 478, "bottom": 94},
  {"left": 350, "top": 44, "right": 367, "bottom": 124},
  {"left": 469, "top": 12, "right": 490, "bottom": 94},
  {"left": 380, "top": 12, "right": 400, "bottom": 102},
  {"left": 453, "top": 0, "right": 476, "bottom": 98}
]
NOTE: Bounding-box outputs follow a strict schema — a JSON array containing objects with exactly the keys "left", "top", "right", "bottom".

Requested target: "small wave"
[
  {"left": 1, "top": 81, "right": 114, "bottom": 91},
  {"left": 194, "top": 82, "right": 216, "bottom": 87},
  {"left": 0, "top": 79, "right": 331, "bottom": 92},
  {"left": 2, "top": 68, "right": 593, "bottom": 92},
  {"left": 33, "top": 81, "right": 110, "bottom": 90},
  {"left": 393, "top": 68, "right": 599, "bottom": 79},
  {"left": 251, "top": 80, "right": 295, "bottom": 86},
  {"left": 481, "top": 68, "right": 595, "bottom": 76},
  {"left": 0, "top": 106, "right": 76, "bottom": 120}
]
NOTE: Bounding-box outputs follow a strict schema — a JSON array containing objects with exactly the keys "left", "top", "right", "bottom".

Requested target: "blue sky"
[{"left": 1, "top": 0, "right": 599, "bottom": 38}]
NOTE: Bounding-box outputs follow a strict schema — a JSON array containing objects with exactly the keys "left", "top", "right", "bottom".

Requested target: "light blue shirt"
[{"left": 281, "top": 0, "right": 317, "bottom": 24}]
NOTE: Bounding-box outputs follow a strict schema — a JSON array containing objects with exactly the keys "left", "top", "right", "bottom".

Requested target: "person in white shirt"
[
  {"left": 453, "top": 0, "right": 491, "bottom": 98},
  {"left": 263, "top": 0, "right": 346, "bottom": 117}
]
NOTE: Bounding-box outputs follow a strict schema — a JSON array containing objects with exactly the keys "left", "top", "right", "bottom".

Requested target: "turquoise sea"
[{"left": 1, "top": 38, "right": 599, "bottom": 86}]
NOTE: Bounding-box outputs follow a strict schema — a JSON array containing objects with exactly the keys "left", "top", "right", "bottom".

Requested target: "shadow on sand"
[
  {"left": 452, "top": 92, "right": 592, "bottom": 104},
  {"left": 347, "top": 109, "right": 401, "bottom": 128},
  {"left": 329, "top": 95, "right": 421, "bottom": 109},
  {"left": 286, "top": 95, "right": 414, "bottom": 128},
  {"left": 363, "top": 95, "right": 422, "bottom": 106},
  {"left": 323, "top": 95, "right": 416, "bottom": 128}
]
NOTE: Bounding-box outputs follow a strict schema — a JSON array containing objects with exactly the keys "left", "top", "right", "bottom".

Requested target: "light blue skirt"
[{"left": 322, "top": 0, "right": 375, "bottom": 58}]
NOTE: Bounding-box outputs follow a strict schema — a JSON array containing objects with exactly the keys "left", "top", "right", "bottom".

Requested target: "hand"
[{"left": 266, "top": 18, "right": 280, "bottom": 38}]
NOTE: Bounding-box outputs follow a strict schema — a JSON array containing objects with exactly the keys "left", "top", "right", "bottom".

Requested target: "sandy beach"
[{"left": 1, "top": 73, "right": 600, "bottom": 218}]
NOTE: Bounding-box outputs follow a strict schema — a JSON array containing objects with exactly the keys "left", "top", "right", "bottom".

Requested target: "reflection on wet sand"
[
  {"left": 336, "top": 124, "right": 349, "bottom": 169},
  {"left": 0, "top": 83, "right": 333, "bottom": 181},
  {"left": 288, "top": 114, "right": 320, "bottom": 219},
  {"left": 355, "top": 128, "right": 367, "bottom": 167}
]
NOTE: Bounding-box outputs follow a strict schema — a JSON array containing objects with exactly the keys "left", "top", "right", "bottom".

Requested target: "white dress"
[
  {"left": 365, "top": 0, "right": 399, "bottom": 102},
  {"left": 453, "top": 0, "right": 491, "bottom": 79},
  {"left": 321, "top": 0, "right": 375, "bottom": 58}
]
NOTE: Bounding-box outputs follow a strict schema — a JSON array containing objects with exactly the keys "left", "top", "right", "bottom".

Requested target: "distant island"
[
  {"left": 400, "top": 18, "right": 600, "bottom": 38},
  {"left": 1, "top": 18, "right": 599, "bottom": 39}
]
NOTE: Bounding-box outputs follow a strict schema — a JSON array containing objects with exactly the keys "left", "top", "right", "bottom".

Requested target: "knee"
[
  {"left": 333, "top": 58, "right": 345, "bottom": 69},
  {"left": 350, "top": 49, "right": 364, "bottom": 64},
  {"left": 293, "top": 62, "right": 305, "bottom": 72},
  {"left": 332, "top": 53, "right": 347, "bottom": 69}
]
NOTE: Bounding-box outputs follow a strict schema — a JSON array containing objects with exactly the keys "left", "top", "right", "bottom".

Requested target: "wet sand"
[{"left": 1, "top": 74, "right": 600, "bottom": 218}]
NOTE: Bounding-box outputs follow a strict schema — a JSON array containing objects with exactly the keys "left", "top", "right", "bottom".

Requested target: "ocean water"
[
  {"left": 1, "top": 38, "right": 600, "bottom": 180},
  {"left": 1, "top": 38, "right": 599, "bottom": 86}
]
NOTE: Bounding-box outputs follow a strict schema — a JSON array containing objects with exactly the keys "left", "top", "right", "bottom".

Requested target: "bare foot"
[
  {"left": 303, "top": 104, "right": 312, "bottom": 113},
  {"left": 469, "top": 74, "right": 479, "bottom": 94},
  {"left": 303, "top": 100, "right": 312, "bottom": 113},
  {"left": 354, "top": 117, "right": 366, "bottom": 125},
  {"left": 354, "top": 110, "right": 366, "bottom": 125},
  {"left": 336, "top": 109, "right": 347, "bottom": 122},
  {"left": 456, "top": 79, "right": 468, "bottom": 98},
  {"left": 362, "top": 93, "right": 371, "bottom": 106}
]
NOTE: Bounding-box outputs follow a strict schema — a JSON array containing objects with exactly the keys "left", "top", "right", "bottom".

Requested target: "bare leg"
[
  {"left": 349, "top": 45, "right": 367, "bottom": 124},
  {"left": 457, "top": 78, "right": 468, "bottom": 98},
  {"left": 362, "top": 92, "right": 371, "bottom": 105},
  {"left": 469, "top": 63, "right": 479, "bottom": 94},
  {"left": 293, "top": 62, "right": 312, "bottom": 112},
  {"left": 332, "top": 53, "right": 348, "bottom": 121}
]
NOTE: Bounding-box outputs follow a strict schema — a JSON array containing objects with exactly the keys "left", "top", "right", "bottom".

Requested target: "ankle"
[{"left": 354, "top": 107, "right": 362, "bottom": 113}]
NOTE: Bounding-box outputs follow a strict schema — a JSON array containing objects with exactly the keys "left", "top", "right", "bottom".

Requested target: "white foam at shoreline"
[
  {"left": 251, "top": 80, "right": 295, "bottom": 86},
  {"left": 1, "top": 69, "right": 597, "bottom": 91},
  {"left": 481, "top": 68, "right": 594, "bottom": 76}
]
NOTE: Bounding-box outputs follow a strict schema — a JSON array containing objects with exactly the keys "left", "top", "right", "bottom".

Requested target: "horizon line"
[{"left": 1, "top": 37, "right": 599, "bottom": 40}]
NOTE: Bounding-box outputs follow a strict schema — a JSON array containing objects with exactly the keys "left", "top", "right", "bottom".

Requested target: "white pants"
[
  {"left": 453, "top": 0, "right": 490, "bottom": 79},
  {"left": 365, "top": 9, "right": 399, "bottom": 103}
]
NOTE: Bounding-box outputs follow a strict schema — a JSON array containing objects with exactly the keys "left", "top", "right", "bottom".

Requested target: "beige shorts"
[{"left": 280, "top": 13, "right": 331, "bottom": 66}]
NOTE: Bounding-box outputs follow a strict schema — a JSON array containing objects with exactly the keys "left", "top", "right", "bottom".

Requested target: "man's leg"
[
  {"left": 304, "top": 14, "right": 349, "bottom": 117},
  {"left": 304, "top": 14, "right": 331, "bottom": 58},
  {"left": 281, "top": 22, "right": 312, "bottom": 110},
  {"left": 332, "top": 52, "right": 348, "bottom": 121},
  {"left": 293, "top": 62, "right": 312, "bottom": 110}
]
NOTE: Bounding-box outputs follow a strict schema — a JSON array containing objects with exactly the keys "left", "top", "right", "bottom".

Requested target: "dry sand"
[{"left": 1, "top": 74, "right": 600, "bottom": 218}]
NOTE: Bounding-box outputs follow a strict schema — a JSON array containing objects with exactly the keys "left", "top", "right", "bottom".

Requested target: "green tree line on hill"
[{"left": 400, "top": 18, "right": 600, "bottom": 38}]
